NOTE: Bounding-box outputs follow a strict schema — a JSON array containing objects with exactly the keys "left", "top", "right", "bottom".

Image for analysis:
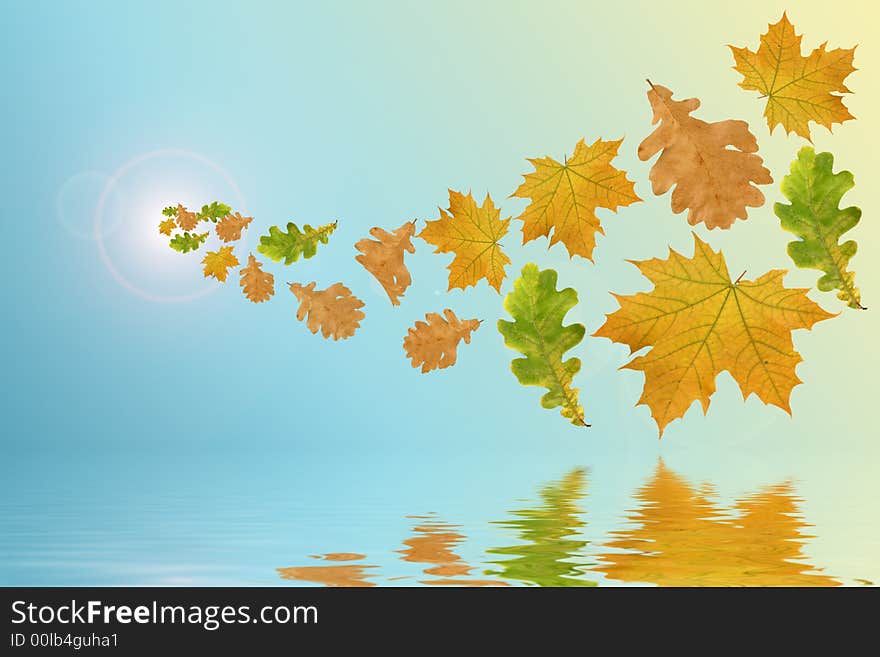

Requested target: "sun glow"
[{"left": 93, "top": 149, "right": 247, "bottom": 303}]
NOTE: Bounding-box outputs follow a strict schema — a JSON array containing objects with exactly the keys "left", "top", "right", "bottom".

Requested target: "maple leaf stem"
[
  {"left": 646, "top": 78, "right": 656, "bottom": 90},
  {"left": 734, "top": 270, "right": 747, "bottom": 284}
]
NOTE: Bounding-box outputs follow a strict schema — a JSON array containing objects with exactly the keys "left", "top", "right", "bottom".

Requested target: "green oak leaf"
[
  {"left": 257, "top": 221, "right": 337, "bottom": 265},
  {"left": 198, "top": 201, "right": 232, "bottom": 223},
  {"left": 162, "top": 206, "right": 178, "bottom": 217},
  {"left": 169, "top": 231, "right": 208, "bottom": 253},
  {"left": 774, "top": 147, "right": 864, "bottom": 310},
  {"left": 498, "top": 263, "right": 587, "bottom": 427}
]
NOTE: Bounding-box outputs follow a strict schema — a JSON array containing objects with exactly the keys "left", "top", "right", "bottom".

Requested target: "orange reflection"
[
  {"left": 400, "top": 515, "right": 508, "bottom": 586},
  {"left": 595, "top": 461, "right": 840, "bottom": 586},
  {"left": 277, "top": 553, "right": 378, "bottom": 587}
]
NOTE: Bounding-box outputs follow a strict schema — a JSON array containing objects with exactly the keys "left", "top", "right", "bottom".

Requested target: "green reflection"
[{"left": 486, "top": 468, "right": 596, "bottom": 586}]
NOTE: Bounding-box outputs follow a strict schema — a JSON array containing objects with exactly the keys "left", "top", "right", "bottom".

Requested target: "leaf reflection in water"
[
  {"left": 594, "top": 461, "right": 840, "bottom": 586},
  {"left": 399, "top": 514, "right": 508, "bottom": 586},
  {"left": 277, "top": 553, "right": 378, "bottom": 587},
  {"left": 486, "top": 468, "right": 596, "bottom": 586}
]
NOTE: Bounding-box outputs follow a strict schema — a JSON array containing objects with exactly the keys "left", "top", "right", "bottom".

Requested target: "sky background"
[{"left": 1, "top": 0, "right": 877, "bottom": 585}]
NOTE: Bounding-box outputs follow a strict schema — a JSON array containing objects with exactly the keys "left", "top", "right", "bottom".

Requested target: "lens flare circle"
[{"left": 94, "top": 149, "right": 246, "bottom": 303}]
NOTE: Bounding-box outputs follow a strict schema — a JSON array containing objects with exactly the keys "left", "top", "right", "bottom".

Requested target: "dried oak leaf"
[
  {"left": 239, "top": 254, "right": 275, "bottom": 303},
  {"left": 201, "top": 246, "right": 239, "bottom": 283},
  {"left": 638, "top": 83, "right": 772, "bottom": 229},
  {"left": 403, "top": 309, "right": 480, "bottom": 373},
  {"left": 288, "top": 281, "right": 365, "bottom": 340},
  {"left": 418, "top": 190, "right": 510, "bottom": 292},
  {"left": 175, "top": 204, "right": 200, "bottom": 231},
  {"left": 216, "top": 212, "right": 253, "bottom": 243},
  {"left": 593, "top": 234, "right": 834, "bottom": 436},
  {"left": 355, "top": 221, "right": 416, "bottom": 306}
]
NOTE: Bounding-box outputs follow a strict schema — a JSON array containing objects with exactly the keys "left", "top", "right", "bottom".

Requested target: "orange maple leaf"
[
  {"left": 288, "top": 281, "right": 365, "bottom": 340},
  {"left": 730, "top": 12, "right": 856, "bottom": 140},
  {"left": 403, "top": 309, "right": 480, "bottom": 373},
  {"left": 239, "top": 254, "right": 274, "bottom": 303},
  {"left": 593, "top": 234, "right": 834, "bottom": 436},
  {"left": 418, "top": 190, "right": 510, "bottom": 292},
  {"left": 216, "top": 212, "right": 253, "bottom": 242},
  {"left": 638, "top": 82, "right": 772, "bottom": 229},
  {"left": 512, "top": 138, "right": 641, "bottom": 261},
  {"left": 355, "top": 221, "right": 416, "bottom": 306}
]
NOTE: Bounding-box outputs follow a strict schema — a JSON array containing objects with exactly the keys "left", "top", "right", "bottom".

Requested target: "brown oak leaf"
[
  {"left": 355, "top": 221, "right": 416, "bottom": 306},
  {"left": 239, "top": 254, "right": 275, "bottom": 303},
  {"left": 289, "top": 281, "right": 365, "bottom": 340},
  {"left": 403, "top": 309, "right": 480, "bottom": 373},
  {"left": 216, "top": 212, "right": 253, "bottom": 242},
  {"left": 638, "top": 83, "right": 772, "bottom": 229},
  {"left": 175, "top": 204, "right": 200, "bottom": 231}
]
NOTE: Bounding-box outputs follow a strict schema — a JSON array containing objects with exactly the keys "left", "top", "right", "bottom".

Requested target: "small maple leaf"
[
  {"left": 258, "top": 221, "right": 337, "bottom": 265},
  {"left": 638, "top": 82, "right": 773, "bottom": 229},
  {"left": 730, "top": 12, "right": 856, "bottom": 140},
  {"left": 354, "top": 221, "right": 416, "bottom": 306},
  {"left": 594, "top": 234, "right": 835, "bottom": 436},
  {"left": 512, "top": 137, "right": 641, "bottom": 261},
  {"left": 418, "top": 190, "right": 511, "bottom": 292},
  {"left": 288, "top": 281, "right": 365, "bottom": 340},
  {"left": 216, "top": 212, "right": 254, "bottom": 243},
  {"left": 201, "top": 246, "right": 240, "bottom": 283},
  {"left": 169, "top": 231, "right": 208, "bottom": 253},
  {"left": 498, "top": 264, "right": 587, "bottom": 427},
  {"left": 239, "top": 254, "right": 275, "bottom": 303},
  {"left": 403, "top": 309, "right": 480, "bottom": 373},
  {"left": 775, "top": 147, "right": 864, "bottom": 310},
  {"left": 158, "top": 218, "right": 177, "bottom": 236},
  {"left": 175, "top": 204, "right": 200, "bottom": 231}
]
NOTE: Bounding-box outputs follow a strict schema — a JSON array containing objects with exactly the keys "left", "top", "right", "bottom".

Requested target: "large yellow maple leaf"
[
  {"left": 418, "top": 190, "right": 510, "bottom": 292},
  {"left": 594, "top": 234, "right": 834, "bottom": 436},
  {"left": 730, "top": 12, "right": 856, "bottom": 140},
  {"left": 512, "top": 137, "right": 641, "bottom": 261}
]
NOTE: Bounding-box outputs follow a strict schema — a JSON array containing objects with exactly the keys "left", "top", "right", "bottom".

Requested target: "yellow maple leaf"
[
  {"left": 593, "top": 234, "right": 834, "bottom": 436},
  {"left": 201, "top": 246, "right": 239, "bottom": 283},
  {"left": 288, "top": 281, "right": 365, "bottom": 340},
  {"left": 638, "top": 83, "right": 772, "bottom": 229},
  {"left": 216, "top": 212, "right": 253, "bottom": 242},
  {"left": 239, "top": 254, "right": 274, "bottom": 303},
  {"left": 158, "top": 218, "right": 176, "bottom": 236},
  {"left": 418, "top": 190, "right": 510, "bottom": 293},
  {"left": 730, "top": 12, "right": 856, "bottom": 140},
  {"left": 512, "top": 137, "right": 641, "bottom": 261}
]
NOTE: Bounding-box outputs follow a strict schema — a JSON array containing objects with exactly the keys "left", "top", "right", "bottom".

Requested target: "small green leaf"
[
  {"left": 257, "top": 221, "right": 337, "bottom": 265},
  {"left": 162, "top": 206, "right": 178, "bottom": 217},
  {"left": 198, "top": 201, "right": 232, "bottom": 222},
  {"left": 498, "top": 264, "right": 587, "bottom": 427},
  {"left": 774, "top": 147, "right": 864, "bottom": 310},
  {"left": 169, "top": 231, "right": 208, "bottom": 253}
]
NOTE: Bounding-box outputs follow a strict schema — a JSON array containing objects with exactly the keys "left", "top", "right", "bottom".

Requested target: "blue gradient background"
[{"left": 1, "top": 0, "right": 877, "bottom": 585}]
